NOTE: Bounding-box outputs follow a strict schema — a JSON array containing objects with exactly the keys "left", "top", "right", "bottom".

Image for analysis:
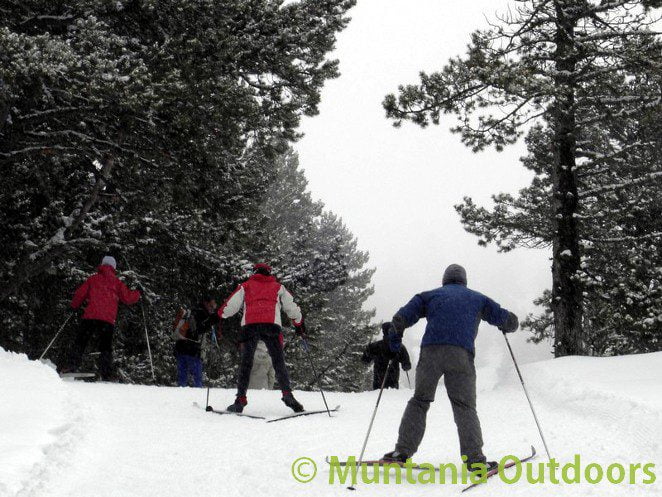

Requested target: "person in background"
[
  {"left": 248, "top": 341, "right": 276, "bottom": 390},
  {"left": 64, "top": 255, "right": 141, "bottom": 380},
  {"left": 174, "top": 295, "right": 220, "bottom": 387},
  {"left": 362, "top": 323, "right": 411, "bottom": 389}
]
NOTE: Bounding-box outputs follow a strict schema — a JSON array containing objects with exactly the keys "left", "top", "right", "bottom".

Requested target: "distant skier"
[
  {"left": 64, "top": 256, "right": 141, "bottom": 380},
  {"left": 361, "top": 323, "right": 411, "bottom": 389},
  {"left": 380, "top": 264, "right": 519, "bottom": 472},
  {"left": 218, "top": 263, "right": 305, "bottom": 413},
  {"left": 174, "top": 296, "right": 220, "bottom": 388},
  {"left": 248, "top": 341, "right": 276, "bottom": 390}
]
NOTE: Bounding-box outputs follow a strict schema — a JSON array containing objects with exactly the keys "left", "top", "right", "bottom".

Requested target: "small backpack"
[{"left": 173, "top": 307, "right": 197, "bottom": 339}]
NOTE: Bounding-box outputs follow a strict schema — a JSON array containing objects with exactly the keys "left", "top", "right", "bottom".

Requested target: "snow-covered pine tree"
[
  {"left": 287, "top": 211, "right": 375, "bottom": 392},
  {"left": 383, "top": 0, "right": 662, "bottom": 357},
  {"left": 459, "top": 96, "right": 662, "bottom": 355},
  {"left": 245, "top": 150, "right": 376, "bottom": 391},
  {"left": 0, "top": 0, "right": 358, "bottom": 383}
]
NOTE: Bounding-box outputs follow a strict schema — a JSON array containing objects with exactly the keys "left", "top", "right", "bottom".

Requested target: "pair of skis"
[
  {"left": 193, "top": 402, "right": 340, "bottom": 423},
  {"left": 328, "top": 445, "right": 536, "bottom": 492}
]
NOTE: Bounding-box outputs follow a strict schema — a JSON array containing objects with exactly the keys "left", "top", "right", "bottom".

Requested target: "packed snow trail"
[{"left": 1, "top": 349, "right": 660, "bottom": 497}]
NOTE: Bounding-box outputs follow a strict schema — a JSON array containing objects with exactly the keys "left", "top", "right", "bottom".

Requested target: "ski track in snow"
[
  {"left": 2, "top": 351, "right": 661, "bottom": 497},
  {"left": 0, "top": 351, "right": 90, "bottom": 497}
]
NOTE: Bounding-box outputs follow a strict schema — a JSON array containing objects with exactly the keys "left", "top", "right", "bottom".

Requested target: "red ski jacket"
[
  {"left": 70, "top": 265, "right": 141, "bottom": 325},
  {"left": 219, "top": 274, "right": 302, "bottom": 327}
]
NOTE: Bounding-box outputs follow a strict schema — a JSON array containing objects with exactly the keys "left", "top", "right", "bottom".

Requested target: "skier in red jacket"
[
  {"left": 219, "top": 263, "right": 305, "bottom": 413},
  {"left": 64, "top": 255, "right": 141, "bottom": 380}
]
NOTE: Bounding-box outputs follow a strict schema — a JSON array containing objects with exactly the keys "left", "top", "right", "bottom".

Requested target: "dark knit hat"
[
  {"left": 253, "top": 263, "right": 272, "bottom": 275},
  {"left": 442, "top": 264, "right": 467, "bottom": 286}
]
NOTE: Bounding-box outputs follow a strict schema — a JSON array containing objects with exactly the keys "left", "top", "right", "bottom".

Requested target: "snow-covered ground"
[{"left": 1, "top": 347, "right": 660, "bottom": 497}]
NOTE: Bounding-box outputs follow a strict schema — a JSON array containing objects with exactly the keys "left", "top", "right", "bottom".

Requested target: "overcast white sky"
[{"left": 295, "top": 0, "right": 554, "bottom": 364}]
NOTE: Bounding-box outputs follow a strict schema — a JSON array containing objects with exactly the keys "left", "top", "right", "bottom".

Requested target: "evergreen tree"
[
  {"left": 0, "top": 0, "right": 363, "bottom": 384},
  {"left": 383, "top": 0, "right": 662, "bottom": 356},
  {"left": 247, "top": 150, "right": 375, "bottom": 391},
  {"left": 460, "top": 99, "right": 662, "bottom": 355}
]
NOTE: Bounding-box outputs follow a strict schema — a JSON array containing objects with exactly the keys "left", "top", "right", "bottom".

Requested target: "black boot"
[
  {"left": 381, "top": 450, "right": 409, "bottom": 463},
  {"left": 227, "top": 395, "right": 247, "bottom": 413},
  {"left": 281, "top": 391, "right": 304, "bottom": 413},
  {"left": 467, "top": 460, "right": 498, "bottom": 473}
]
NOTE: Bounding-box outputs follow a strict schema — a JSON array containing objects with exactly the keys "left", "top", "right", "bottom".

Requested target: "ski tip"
[{"left": 531, "top": 445, "right": 537, "bottom": 456}]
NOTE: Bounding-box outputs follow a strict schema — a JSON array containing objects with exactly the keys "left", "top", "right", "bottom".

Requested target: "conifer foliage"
[
  {"left": 383, "top": 0, "right": 662, "bottom": 356},
  {"left": 252, "top": 150, "right": 375, "bottom": 390},
  {"left": 0, "top": 0, "right": 374, "bottom": 387}
]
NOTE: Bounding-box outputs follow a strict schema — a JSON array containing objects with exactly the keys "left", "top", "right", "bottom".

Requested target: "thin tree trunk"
[{"left": 551, "top": 0, "right": 583, "bottom": 357}]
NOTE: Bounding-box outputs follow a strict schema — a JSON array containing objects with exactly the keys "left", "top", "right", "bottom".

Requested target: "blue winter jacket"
[{"left": 396, "top": 284, "right": 512, "bottom": 354}]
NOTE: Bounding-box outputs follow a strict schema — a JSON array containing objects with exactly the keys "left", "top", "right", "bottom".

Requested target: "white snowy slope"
[
  {"left": 1, "top": 348, "right": 660, "bottom": 497},
  {"left": 0, "top": 349, "right": 87, "bottom": 497}
]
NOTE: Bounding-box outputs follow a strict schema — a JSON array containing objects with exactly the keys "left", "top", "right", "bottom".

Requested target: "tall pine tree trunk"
[{"left": 551, "top": 1, "right": 583, "bottom": 356}]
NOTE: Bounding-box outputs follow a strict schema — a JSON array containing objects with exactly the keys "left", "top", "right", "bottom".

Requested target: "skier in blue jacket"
[{"left": 381, "top": 264, "right": 519, "bottom": 472}]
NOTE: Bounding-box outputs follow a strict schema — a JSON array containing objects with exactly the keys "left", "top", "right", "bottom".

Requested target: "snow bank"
[
  {"left": 523, "top": 352, "right": 662, "bottom": 464},
  {"left": 0, "top": 348, "right": 85, "bottom": 496},
  {"left": 1, "top": 347, "right": 660, "bottom": 497},
  {"left": 527, "top": 352, "right": 662, "bottom": 411}
]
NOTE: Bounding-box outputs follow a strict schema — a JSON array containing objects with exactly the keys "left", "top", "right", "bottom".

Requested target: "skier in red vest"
[
  {"left": 64, "top": 255, "right": 141, "bottom": 380},
  {"left": 218, "top": 263, "right": 305, "bottom": 413}
]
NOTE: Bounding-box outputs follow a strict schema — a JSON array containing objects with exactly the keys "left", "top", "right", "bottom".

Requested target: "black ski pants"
[
  {"left": 236, "top": 324, "right": 291, "bottom": 397},
  {"left": 68, "top": 319, "right": 114, "bottom": 380}
]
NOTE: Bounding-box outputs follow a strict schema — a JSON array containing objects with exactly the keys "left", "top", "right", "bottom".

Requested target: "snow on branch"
[
  {"left": 589, "top": 231, "right": 662, "bottom": 243},
  {"left": 580, "top": 170, "right": 662, "bottom": 197}
]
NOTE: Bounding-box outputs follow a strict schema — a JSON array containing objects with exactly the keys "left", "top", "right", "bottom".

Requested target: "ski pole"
[
  {"left": 405, "top": 370, "right": 412, "bottom": 389},
  {"left": 140, "top": 300, "right": 156, "bottom": 382},
  {"left": 349, "top": 358, "right": 395, "bottom": 491},
  {"left": 502, "top": 332, "right": 552, "bottom": 460},
  {"left": 206, "top": 328, "right": 221, "bottom": 411},
  {"left": 39, "top": 313, "right": 74, "bottom": 360},
  {"left": 300, "top": 337, "right": 332, "bottom": 417},
  {"left": 120, "top": 255, "right": 156, "bottom": 382}
]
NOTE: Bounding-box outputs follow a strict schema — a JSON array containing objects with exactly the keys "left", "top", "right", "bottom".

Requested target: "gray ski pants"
[{"left": 395, "top": 344, "right": 485, "bottom": 464}]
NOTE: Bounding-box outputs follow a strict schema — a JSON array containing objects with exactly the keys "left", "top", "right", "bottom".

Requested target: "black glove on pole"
[
  {"left": 39, "top": 312, "right": 75, "bottom": 361},
  {"left": 502, "top": 332, "right": 552, "bottom": 460},
  {"left": 348, "top": 357, "right": 396, "bottom": 491},
  {"left": 301, "top": 336, "right": 332, "bottom": 417}
]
